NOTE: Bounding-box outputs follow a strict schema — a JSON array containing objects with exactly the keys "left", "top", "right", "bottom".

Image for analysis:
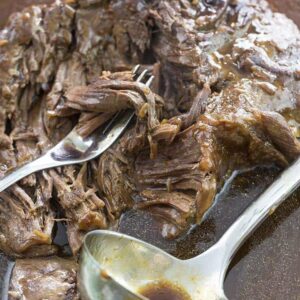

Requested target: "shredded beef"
[{"left": 0, "top": 0, "right": 300, "bottom": 257}]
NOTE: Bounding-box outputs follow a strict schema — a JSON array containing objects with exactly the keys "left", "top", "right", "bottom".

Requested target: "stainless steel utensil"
[
  {"left": 79, "top": 156, "right": 300, "bottom": 300},
  {"left": 0, "top": 66, "right": 153, "bottom": 193}
]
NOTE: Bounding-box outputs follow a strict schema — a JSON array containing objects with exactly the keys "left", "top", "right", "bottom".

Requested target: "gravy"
[{"left": 138, "top": 281, "right": 191, "bottom": 300}]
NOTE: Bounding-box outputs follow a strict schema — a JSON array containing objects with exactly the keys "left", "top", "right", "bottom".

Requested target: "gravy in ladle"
[{"left": 138, "top": 280, "right": 191, "bottom": 300}]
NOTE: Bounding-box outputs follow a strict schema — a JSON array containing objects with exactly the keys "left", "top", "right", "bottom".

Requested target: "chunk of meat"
[
  {"left": 135, "top": 190, "right": 196, "bottom": 238},
  {"left": 8, "top": 257, "right": 79, "bottom": 300},
  {"left": 0, "top": 173, "right": 54, "bottom": 256},
  {"left": 49, "top": 163, "right": 107, "bottom": 254}
]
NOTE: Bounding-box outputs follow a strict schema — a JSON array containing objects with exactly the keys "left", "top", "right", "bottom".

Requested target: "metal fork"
[{"left": 0, "top": 66, "right": 154, "bottom": 192}]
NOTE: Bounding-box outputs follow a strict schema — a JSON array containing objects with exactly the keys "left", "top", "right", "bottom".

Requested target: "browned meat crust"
[{"left": 0, "top": 0, "right": 300, "bottom": 256}]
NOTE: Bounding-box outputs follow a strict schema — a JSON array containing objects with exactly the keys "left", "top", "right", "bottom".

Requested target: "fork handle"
[{"left": 0, "top": 153, "right": 56, "bottom": 192}]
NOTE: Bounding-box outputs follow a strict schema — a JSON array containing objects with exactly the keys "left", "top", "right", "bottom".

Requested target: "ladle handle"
[{"left": 217, "top": 156, "right": 300, "bottom": 277}]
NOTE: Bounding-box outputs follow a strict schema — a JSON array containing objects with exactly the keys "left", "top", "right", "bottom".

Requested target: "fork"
[{"left": 0, "top": 66, "right": 154, "bottom": 192}]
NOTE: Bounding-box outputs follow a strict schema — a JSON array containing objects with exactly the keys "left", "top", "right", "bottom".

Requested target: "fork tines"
[{"left": 133, "top": 65, "right": 154, "bottom": 87}]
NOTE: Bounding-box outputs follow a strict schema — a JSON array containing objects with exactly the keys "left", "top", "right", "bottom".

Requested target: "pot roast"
[{"left": 1, "top": 0, "right": 300, "bottom": 298}]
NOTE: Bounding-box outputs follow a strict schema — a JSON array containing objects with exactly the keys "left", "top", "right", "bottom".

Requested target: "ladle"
[{"left": 79, "top": 156, "right": 300, "bottom": 299}]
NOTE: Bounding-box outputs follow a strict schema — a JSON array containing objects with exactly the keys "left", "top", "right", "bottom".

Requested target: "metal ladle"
[{"left": 79, "top": 157, "right": 300, "bottom": 300}]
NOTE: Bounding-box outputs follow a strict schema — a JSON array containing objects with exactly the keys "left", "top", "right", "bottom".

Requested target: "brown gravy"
[{"left": 138, "top": 281, "right": 191, "bottom": 300}]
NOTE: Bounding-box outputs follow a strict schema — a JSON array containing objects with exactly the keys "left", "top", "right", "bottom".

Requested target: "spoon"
[{"left": 79, "top": 156, "right": 300, "bottom": 300}]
